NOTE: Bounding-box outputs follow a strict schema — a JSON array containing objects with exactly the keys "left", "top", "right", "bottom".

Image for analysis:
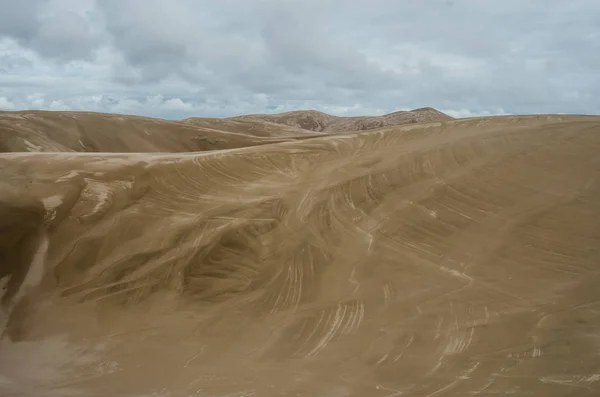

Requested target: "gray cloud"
[
  {"left": 0, "top": 0, "right": 599, "bottom": 119},
  {"left": 0, "top": 0, "right": 43, "bottom": 40},
  {"left": 0, "top": 0, "right": 102, "bottom": 61}
]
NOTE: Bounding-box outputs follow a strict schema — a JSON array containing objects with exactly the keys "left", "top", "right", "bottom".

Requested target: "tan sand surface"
[{"left": 1, "top": 114, "right": 600, "bottom": 396}]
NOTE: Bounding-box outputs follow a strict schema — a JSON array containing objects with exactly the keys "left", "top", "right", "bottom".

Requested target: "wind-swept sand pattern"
[{"left": 1, "top": 115, "right": 600, "bottom": 396}]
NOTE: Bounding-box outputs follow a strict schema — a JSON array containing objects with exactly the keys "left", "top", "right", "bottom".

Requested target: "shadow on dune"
[{"left": 0, "top": 195, "right": 45, "bottom": 305}]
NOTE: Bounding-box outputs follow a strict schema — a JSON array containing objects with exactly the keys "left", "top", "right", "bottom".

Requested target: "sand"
[
  {"left": 231, "top": 107, "right": 452, "bottom": 132},
  {"left": 1, "top": 113, "right": 600, "bottom": 396},
  {"left": 1, "top": 108, "right": 450, "bottom": 154}
]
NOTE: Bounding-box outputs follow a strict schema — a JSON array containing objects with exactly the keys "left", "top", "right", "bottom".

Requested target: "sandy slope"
[
  {"left": 0, "top": 108, "right": 449, "bottom": 154},
  {"left": 182, "top": 116, "right": 317, "bottom": 137},
  {"left": 1, "top": 115, "right": 600, "bottom": 396},
  {"left": 0, "top": 111, "right": 320, "bottom": 153}
]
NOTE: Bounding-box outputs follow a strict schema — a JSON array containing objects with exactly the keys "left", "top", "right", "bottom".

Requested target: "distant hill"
[
  {"left": 0, "top": 107, "right": 451, "bottom": 153},
  {"left": 0, "top": 111, "right": 317, "bottom": 153},
  {"left": 231, "top": 107, "right": 452, "bottom": 132}
]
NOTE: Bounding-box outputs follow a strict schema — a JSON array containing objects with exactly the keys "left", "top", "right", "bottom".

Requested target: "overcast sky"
[{"left": 0, "top": 0, "right": 599, "bottom": 119}]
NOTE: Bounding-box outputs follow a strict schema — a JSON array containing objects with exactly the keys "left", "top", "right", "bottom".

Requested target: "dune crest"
[{"left": 0, "top": 108, "right": 450, "bottom": 154}]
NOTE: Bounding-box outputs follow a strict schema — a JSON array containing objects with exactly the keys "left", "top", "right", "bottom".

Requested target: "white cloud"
[
  {"left": 48, "top": 99, "right": 70, "bottom": 111},
  {"left": 441, "top": 108, "right": 510, "bottom": 119},
  {"left": 26, "top": 93, "right": 45, "bottom": 107},
  {"left": 0, "top": 96, "right": 15, "bottom": 109},
  {"left": 163, "top": 98, "right": 193, "bottom": 111}
]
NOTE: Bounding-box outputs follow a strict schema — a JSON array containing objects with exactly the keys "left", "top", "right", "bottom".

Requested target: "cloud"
[
  {"left": 0, "top": 97, "right": 15, "bottom": 110},
  {"left": 0, "top": 0, "right": 103, "bottom": 61},
  {"left": 441, "top": 108, "right": 510, "bottom": 119},
  {"left": 0, "top": 0, "right": 599, "bottom": 119}
]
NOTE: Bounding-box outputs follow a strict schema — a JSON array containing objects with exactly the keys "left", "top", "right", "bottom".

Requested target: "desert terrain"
[
  {"left": 0, "top": 107, "right": 450, "bottom": 153},
  {"left": 1, "top": 110, "right": 600, "bottom": 396},
  {"left": 230, "top": 107, "right": 452, "bottom": 132}
]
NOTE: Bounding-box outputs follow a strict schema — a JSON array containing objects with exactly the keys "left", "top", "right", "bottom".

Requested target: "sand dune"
[
  {"left": 1, "top": 114, "right": 600, "bottom": 396},
  {"left": 0, "top": 111, "right": 320, "bottom": 153},
  {"left": 233, "top": 107, "right": 452, "bottom": 132},
  {"left": 182, "top": 116, "right": 318, "bottom": 137},
  {"left": 0, "top": 108, "right": 448, "bottom": 154}
]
